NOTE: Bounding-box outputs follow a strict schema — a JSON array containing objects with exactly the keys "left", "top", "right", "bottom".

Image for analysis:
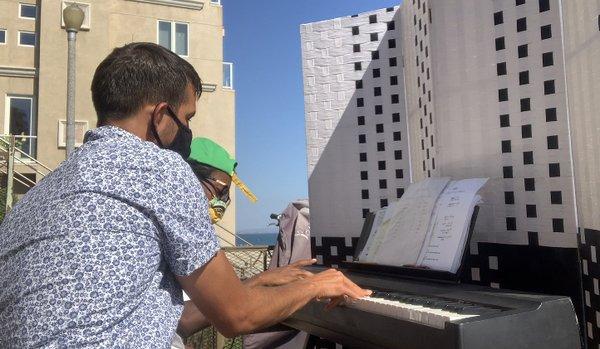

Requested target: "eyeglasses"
[{"left": 201, "top": 177, "right": 231, "bottom": 204}]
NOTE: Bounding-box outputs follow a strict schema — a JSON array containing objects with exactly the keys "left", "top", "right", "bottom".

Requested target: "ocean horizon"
[{"left": 236, "top": 232, "right": 278, "bottom": 246}]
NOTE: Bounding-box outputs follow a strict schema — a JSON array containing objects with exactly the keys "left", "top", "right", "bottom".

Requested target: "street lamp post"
[{"left": 63, "top": 3, "right": 85, "bottom": 157}]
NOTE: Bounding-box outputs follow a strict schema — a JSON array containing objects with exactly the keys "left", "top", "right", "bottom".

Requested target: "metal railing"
[{"left": 0, "top": 135, "right": 52, "bottom": 214}]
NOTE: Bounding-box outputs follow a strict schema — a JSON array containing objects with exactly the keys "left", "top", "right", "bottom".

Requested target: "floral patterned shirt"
[{"left": 0, "top": 126, "right": 219, "bottom": 348}]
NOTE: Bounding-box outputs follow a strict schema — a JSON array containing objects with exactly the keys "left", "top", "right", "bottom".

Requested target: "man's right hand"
[{"left": 304, "top": 268, "right": 371, "bottom": 308}]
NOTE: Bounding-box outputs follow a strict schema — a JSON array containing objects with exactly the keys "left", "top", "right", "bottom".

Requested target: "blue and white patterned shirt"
[{"left": 0, "top": 126, "right": 219, "bottom": 348}]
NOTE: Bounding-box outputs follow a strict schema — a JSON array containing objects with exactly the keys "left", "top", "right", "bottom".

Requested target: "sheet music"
[
  {"left": 370, "top": 178, "right": 450, "bottom": 266},
  {"left": 358, "top": 208, "right": 387, "bottom": 262},
  {"left": 417, "top": 178, "right": 488, "bottom": 272}
]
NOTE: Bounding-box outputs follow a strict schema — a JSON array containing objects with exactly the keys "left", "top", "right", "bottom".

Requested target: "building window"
[
  {"left": 495, "top": 37, "right": 506, "bottom": 50},
  {"left": 360, "top": 153, "right": 367, "bottom": 162},
  {"left": 547, "top": 135, "right": 559, "bottom": 149},
  {"left": 394, "top": 150, "right": 402, "bottom": 160},
  {"left": 526, "top": 205, "right": 537, "bottom": 218},
  {"left": 503, "top": 166, "right": 514, "bottom": 178},
  {"left": 544, "top": 80, "right": 556, "bottom": 94},
  {"left": 501, "top": 140, "right": 512, "bottom": 153},
  {"left": 549, "top": 163, "right": 561, "bottom": 177},
  {"left": 539, "top": 0, "right": 550, "bottom": 12},
  {"left": 352, "top": 26, "right": 359, "bottom": 35},
  {"left": 389, "top": 39, "right": 397, "bottom": 49},
  {"left": 522, "top": 124, "right": 532, "bottom": 138},
  {"left": 520, "top": 98, "right": 531, "bottom": 111},
  {"left": 369, "top": 14, "right": 377, "bottom": 24},
  {"left": 546, "top": 108, "right": 557, "bottom": 122},
  {"left": 494, "top": 11, "right": 504, "bottom": 25},
  {"left": 357, "top": 116, "right": 365, "bottom": 126},
  {"left": 362, "top": 209, "right": 370, "bottom": 218},
  {"left": 392, "top": 113, "right": 400, "bottom": 123},
  {"left": 500, "top": 114, "right": 510, "bottom": 127},
  {"left": 388, "top": 21, "right": 396, "bottom": 30},
  {"left": 158, "top": 21, "right": 188, "bottom": 56},
  {"left": 361, "top": 171, "right": 368, "bottom": 180},
  {"left": 519, "top": 71, "right": 530, "bottom": 85},
  {"left": 223, "top": 62, "right": 234, "bottom": 89},
  {"left": 376, "top": 124, "right": 384, "bottom": 133},
  {"left": 379, "top": 179, "right": 387, "bottom": 189},
  {"left": 374, "top": 87, "right": 382, "bottom": 96},
  {"left": 497, "top": 62, "right": 507, "bottom": 76},
  {"left": 354, "top": 62, "right": 362, "bottom": 71},
  {"left": 518, "top": 44, "right": 528, "bottom": 58},
  {"left": 356, "top": 80, "right": 363, "bottom": 89},
  {"left": 6, "top": 96, "right": 36, "bottom": 157},
  {"left": 498, "top": 88, "right": 508, "bottom": 102},
  {"left": 370, "top": 33, "right": 378, "bottom": 41},
  {"left": 516, "top": 0, "right": 525, "bottom": 5},
  {"left": 551, "top": 191, "right": 562, "bottom": 204},
  {"left": 517, "top": 17, "right": 527, "bottom": 32},
  {"left": 372, "top": 51, "right": 380, "bottom": 60},
  {"left": 552, "top": 218, "right": 564, "bottom": 233},
  {"left": 541, "top": 24, "right": 552, "bottom": 40},
  {"left": 542, "top": 52, "right": 554, "bottom": 66},
  {"left": 19, "top": 3, "right": 37, "bottom": 19},
  {"left": 378, "top": 161, "right": 386, "bottom": 170},
  {"left": 506, "top": 217, "right": 517, "bottom": 231},
  {"left": 393, "top": 131, "right": 401, "bottom": 141},
  {"left": 380, "top": 199, "right": 388, "bottom": 208},
  {"left": 390, "top": 76, "right": 398, "bottom": 85},
  {"left": 505, "top": 191, "right": 515, "bottom": 204},
  {"left": 397, "top": 188, "right": 405, "bottom": 198},
  {"left": 0, "top": 29, "right": 5, "bottom": 44},
  {"left": 375, "top": 105, "right": 383, "bottom": 114},
  {"left": 523, "top": 151, "right": 534, "bottom": 165},
  {"left": 357, "top": 98, "right": 364, "bottom": 107},
  {"left": 18, "top": 31, "right": 36, "bottom": 47},
  {"left": 358, "top": 134, "right": 366, "bottom": 144},
  {"left": 396, "top": 169, "right": 404, "bottom": 178},
  {"left": 391, "top": 94, "right": 400, "bottom": 104},
  {"left": 377, "top": 142, "right": 385, "bottom": 151},
  {"left": 362, "top": 190, "right": 370, "bottom": 199},
  {"left": 524, "top": 178, "right": 536, "bottom": 191},
  {"left": 389, "top": 57, "right": 397, "bottom": 67},
  {"left": 373, "top": 68, "right": 381, "bottom": 78},
  {"left": 353, "top": 44, "right": 361, "bottom": 53}
]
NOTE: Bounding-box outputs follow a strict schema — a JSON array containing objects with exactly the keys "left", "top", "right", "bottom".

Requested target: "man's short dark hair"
[{"left": 91, "top": 42, "right": 202, "bottom": 124}]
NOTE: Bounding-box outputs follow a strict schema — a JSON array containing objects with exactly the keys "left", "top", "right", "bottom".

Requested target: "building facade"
[
  {"left": 302, "top": 0, "right": 600, "bottom": 346},
  {"left": 0, "top": 0, "right": 237, "bottom": 243}
]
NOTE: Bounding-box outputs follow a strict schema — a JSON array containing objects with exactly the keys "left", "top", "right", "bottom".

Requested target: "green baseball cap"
[
  {"left": 188, "top": 137, "right": 257, "bottom": 203},
  {"left": 189, "top": 137, "right": 237, "bottom": 176}
]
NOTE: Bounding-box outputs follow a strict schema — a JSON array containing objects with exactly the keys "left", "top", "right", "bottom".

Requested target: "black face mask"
[{"left": 152, "top": 106, "right": 193, "bottom": 159}]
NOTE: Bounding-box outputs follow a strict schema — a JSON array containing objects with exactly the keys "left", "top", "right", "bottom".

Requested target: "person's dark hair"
[
  {"left": 91, "top": 42, "right": 202, "bottom": 125},
  {"left": 187, "top": 159, "right": 222, "bottom": 181}
]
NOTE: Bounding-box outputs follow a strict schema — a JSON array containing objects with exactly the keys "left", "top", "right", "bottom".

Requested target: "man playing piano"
[{"left": 0, "top": 42, "right": 370, "bottom": 348}]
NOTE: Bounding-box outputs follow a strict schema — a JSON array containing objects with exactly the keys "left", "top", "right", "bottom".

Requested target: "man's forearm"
[
  {"left": 178, "top": 301, "right": 211, "bottom": 338},
  {"left": 232, "top": 279, "right": 317, "bottom": 335}
]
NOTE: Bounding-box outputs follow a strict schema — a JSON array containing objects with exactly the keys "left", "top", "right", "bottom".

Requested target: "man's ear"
[{"left": 151, "top": 102, "right": 169, "bottom": 129}]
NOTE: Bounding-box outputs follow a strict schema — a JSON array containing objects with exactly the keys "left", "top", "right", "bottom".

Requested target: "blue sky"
[{"left": 224, "top": 0, "right": 401, "bottom": 232}]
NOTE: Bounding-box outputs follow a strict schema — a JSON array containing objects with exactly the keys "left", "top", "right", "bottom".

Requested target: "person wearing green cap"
[
  {"left": 172, "top": 138, "right": 317, "bottom": 346},
  {"left": 186, "top": 137, "right": 256, "bottom": 225}
]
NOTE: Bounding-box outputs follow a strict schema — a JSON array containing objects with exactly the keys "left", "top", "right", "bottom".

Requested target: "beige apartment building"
[{"left": 0, "top": 0, "right": 237, "bottom": 244}]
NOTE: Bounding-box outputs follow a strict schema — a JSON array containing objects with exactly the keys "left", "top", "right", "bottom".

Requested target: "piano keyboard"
[{"left": 350, "top": 291, "right": 503, "bottom": 329}]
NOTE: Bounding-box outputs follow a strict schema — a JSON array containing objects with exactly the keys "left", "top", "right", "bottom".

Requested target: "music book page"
[
  {"left": 362, "top": 178, "right": 450, "bottom": 265},
  {"left": 358, "top": 177, "right": 488, "bottom": 272},
  {"left": 416, "top": 178, "right": 487, "bottom": 272}
]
